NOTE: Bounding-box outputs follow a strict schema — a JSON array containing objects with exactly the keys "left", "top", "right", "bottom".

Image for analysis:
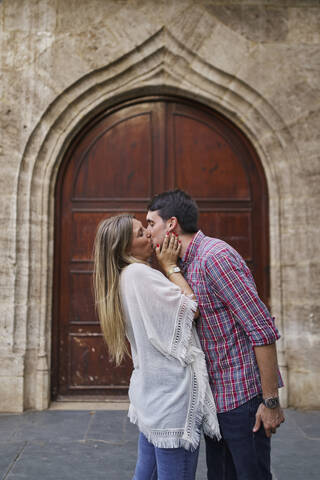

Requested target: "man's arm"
[
  {"left": 253, "top": 343, "right": 285, "bottom": 437},
  {"left": 204, "top": 251, "right": 285, "bottom": 436}
]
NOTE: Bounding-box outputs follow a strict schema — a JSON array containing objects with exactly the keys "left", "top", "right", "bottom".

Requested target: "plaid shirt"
[{"left": 180, "top": 231, "right": 282, "bottom": 413}]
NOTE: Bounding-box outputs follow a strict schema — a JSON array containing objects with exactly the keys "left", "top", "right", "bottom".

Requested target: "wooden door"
[{"left": 52, "top": 97, "right": 269, "bottom": 400}]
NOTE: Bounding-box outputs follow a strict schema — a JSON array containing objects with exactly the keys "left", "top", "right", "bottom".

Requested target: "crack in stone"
[
  {"left": 79, "top": 438, "right": 128, "bottom": 446},
  {"left": 78, "top": 411, "right": 130, "bottom": 446},
  {"left": 2, "top": 441, "right": 28, "bottom": 480},
  {"left": 82, "top": 411, "right": 96, "bottom": 443}
]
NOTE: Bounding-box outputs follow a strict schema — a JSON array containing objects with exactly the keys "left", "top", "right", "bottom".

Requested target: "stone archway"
[{"left": 14, "top": 28, "right": 295, "bottom": 410}]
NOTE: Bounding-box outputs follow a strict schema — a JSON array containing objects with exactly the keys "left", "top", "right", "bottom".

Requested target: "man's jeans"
[
  {"left": 205, "top": 395, "right": 271, "bottom": 480},
  {"left": 133, "top": 432, "right": 200, "bottom": 480}
]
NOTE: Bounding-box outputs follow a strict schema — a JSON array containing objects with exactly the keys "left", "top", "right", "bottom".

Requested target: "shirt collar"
[{"left": 180, "top": 230, "right": 205, "bottom": 269}]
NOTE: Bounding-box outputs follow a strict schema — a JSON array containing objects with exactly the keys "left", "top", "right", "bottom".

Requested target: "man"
[{"left": 146, "top": 189, "right": 284, "bottom": 480}]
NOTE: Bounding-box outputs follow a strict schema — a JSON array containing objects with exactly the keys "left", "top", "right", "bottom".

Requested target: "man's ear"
[{"left": 167, "top": 217, "right": 178, "bottom": 232}]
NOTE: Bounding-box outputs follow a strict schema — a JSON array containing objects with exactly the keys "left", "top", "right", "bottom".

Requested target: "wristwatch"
[
  {"left": 262, "top": 397, "right": 280, "bottom": 409},
  {"left": 167, "top": 266, "right": 181, "bottom": 277}
]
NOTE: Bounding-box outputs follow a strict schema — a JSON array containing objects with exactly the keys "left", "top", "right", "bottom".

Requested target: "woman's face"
[{"left": 129, "top": 218, "right": 152, "bottom": 261}]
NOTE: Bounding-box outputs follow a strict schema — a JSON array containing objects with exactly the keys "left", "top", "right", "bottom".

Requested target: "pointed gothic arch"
[{"left": 14, "top": 27, "right": 294, "bottom": 409}]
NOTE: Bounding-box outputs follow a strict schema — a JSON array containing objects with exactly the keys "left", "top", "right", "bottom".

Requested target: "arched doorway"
[{"left": 51, "top": 96, "right": 269, "bottom": 400}]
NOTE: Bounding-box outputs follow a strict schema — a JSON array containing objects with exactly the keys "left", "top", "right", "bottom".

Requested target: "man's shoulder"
[
  {"left": 197, "top": 235, "right": 247, "bottom": 271},
  {"left": 199, "top": 235, "right": 234, "bottom": 258}
]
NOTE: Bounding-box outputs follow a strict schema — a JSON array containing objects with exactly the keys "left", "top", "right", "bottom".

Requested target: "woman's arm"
[
  {"left": 122, "top": 262, "right": 197, "bottom": 364},
  {"left": 155, "top": 233, "right": 199, "bottom": 318}
]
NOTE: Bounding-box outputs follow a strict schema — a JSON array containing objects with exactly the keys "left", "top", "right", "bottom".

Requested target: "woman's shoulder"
[
  {"left": 121, "top": 263, "right": 164, "bottom": 295},
  {"left": 121, "top": 262, "right": 152, "bottom": 278},
  {"left": 122, "top": 262, "right": 168, "bottom": 287}
]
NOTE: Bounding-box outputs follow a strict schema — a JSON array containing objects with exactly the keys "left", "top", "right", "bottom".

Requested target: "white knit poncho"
[{"left": 120, "top": 262, "right": 220, "bottom": 451}]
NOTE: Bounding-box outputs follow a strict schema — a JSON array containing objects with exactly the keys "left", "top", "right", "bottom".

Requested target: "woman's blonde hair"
[{"left": 93, "top": 214, "right": 135, "bottom": 365}]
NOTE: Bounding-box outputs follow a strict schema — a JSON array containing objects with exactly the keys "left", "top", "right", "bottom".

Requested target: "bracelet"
[{"left": 167, "top": 266, "right": 181, "bottom": 277}]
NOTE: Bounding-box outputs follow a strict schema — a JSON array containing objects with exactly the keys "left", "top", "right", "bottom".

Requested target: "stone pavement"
[{"left": 0, "top": 407, "right": 319, "bottom": 480}]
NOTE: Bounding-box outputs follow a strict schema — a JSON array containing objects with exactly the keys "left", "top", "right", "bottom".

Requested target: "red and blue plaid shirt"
[{"left": 180, "top": 231, "right": 282, "bottom": 413}]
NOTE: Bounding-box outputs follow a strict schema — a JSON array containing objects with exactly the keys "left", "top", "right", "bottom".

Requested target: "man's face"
[{"left": 146, "top": 210, "right": 169, "bottom": 249}]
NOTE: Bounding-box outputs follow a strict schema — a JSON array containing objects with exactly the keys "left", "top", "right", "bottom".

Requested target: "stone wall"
[{"left": 0, "top": 0, "right": 319, "bottom": 412}]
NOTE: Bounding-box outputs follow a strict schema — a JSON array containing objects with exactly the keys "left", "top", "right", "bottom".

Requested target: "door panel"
[
  {"left": 199, "top": 211, "right": 252, "bottom": 261},
  {"left": 73, "top": 113, "right": 153, "bottom": 199},
  {"left": 172, "top": 113, "right": 250, "bottom": 199},
  {"left": 52, "top": 98, "right": 269, "bottom": 399}
]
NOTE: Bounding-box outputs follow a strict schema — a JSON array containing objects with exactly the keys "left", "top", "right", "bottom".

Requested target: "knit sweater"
[{"left": 120, "top": 262, "right": 220, "bottom": 451}]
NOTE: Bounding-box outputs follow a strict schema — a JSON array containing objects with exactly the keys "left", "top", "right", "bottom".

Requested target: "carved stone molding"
[{"left": 13, "top": 27, "right": 295, "bottom": 410}]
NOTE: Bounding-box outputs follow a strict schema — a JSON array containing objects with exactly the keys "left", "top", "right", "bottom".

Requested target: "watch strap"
[
  {"left": 262, "top": 397, "right": 280, "bottom": 409},
  {"left": 167, "top": 266, "right": 181, "bottom": 277}
]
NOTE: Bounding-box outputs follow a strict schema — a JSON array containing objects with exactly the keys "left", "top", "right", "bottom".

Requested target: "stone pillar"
[
  {"left": 0, "top": 354, "right": 25, "bottom": 412},
  {"left": 35, "top": 354, "right": 50, "bottom": 410}
]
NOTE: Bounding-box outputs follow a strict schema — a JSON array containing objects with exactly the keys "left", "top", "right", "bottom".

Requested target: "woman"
[{"left": 93, "top": 214, "right": 220, "bottom": 480}]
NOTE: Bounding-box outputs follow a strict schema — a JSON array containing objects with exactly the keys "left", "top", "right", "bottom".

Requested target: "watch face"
[{"left": 264, "top": 397, "right": 279, "bottom": 409}]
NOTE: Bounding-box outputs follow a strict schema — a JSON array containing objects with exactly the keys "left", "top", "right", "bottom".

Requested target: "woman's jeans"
[
  {"left": 205, "top": 395, "right": 271, "bottom": 480},
  {"left": 133, "top": 433, "right": 200, "bottom": 480}
]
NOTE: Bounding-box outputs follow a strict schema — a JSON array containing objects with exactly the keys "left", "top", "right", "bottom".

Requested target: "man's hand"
[{"left": 253, "top": 403, "right": 285, "bottom": 438}]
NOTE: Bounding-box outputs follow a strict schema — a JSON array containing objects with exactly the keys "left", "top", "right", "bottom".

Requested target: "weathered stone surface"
[
  {"left": 195, "top": 20, "right": 254, "bottom": 76},
  {"left": 0, "top": 0, "right": 319, "bottom": 411},
  {"left": 235, "top": 43, "right": 320, "bottom": 127},
  {"left": 24, "top": 348, "right": 38, "bottom": 410},
  {"left": 0, "top": 375, "right": 24, "bottom": 412},
  {"left": 206, "top": 5, "right": 289, "bottom": 43},
  {"left": 290, "top": 108, "right": 320, "bottom": 163},
  {"left": 288, "top": 7, "right": 320, "bottom": 44},
  {"left": 3, "top": 0, "right": 57, "bottom": 32},
  {"left": 285, "top": 303, "right": 320, "bottom": 409},
  {"left": 0, "top": 355, "right": 24, "bottom": 412},
  {"left": 288, "top": 371, "right": 319, "bottom": 409},
  {"left": 282, "top": 264, "right": 320, "bottom": 307}
]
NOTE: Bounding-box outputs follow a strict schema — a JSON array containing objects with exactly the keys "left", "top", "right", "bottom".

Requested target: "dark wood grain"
[{"left": 52, "top": 97, "right": 269, "bottom": 400}]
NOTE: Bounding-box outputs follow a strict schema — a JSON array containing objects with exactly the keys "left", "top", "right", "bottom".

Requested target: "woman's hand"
[
  {"left": 156, "top": 234, "right": 199, "bottom": 319},
  {"left": 155, "top": 233, "right": 181, "bottom": 273}
]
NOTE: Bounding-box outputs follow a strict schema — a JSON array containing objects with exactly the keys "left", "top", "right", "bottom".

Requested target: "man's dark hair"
[{"left": 148, "top": 189, "right": 198, "bottom": 234}]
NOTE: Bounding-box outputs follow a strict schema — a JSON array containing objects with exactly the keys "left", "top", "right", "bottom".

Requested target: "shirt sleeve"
[
  {"left": 204, "top": 252, "right": 281, "bottom": 347},
  {"left": 121, "top": 263, "right": 198, "bottom": 365}
]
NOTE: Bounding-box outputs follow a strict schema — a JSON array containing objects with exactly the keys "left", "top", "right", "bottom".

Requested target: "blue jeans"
[
  {"left": 133, "top": 433, "right": 200, "bottom": 480},
  {"left": 205, "top": 395, "right": 271, "bottom": 480}
]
